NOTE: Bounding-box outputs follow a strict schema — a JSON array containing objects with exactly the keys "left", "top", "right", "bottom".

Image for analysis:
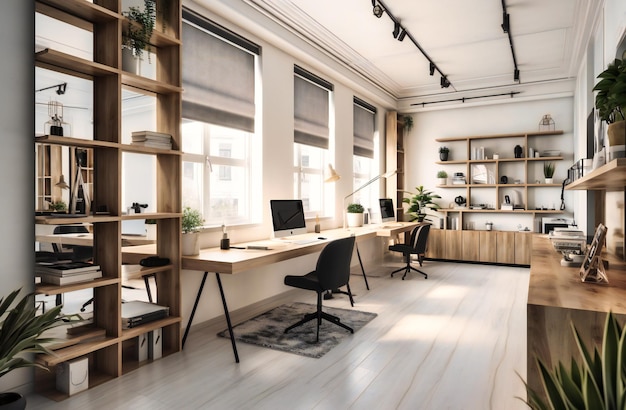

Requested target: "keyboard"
[
  {"left": 381, "top": 224, "right": 403, "bottom": 228},
  {"left": 293, "top": 238, "right": 320, "bottom": 245}
]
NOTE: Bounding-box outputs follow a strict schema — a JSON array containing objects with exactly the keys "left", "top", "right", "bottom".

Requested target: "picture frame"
[{"left": 579, "top": 223, "right": 608, "bottom": 283}]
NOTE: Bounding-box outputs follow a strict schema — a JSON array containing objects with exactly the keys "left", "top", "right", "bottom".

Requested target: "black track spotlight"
[
  {"left": 429, "top": 62, "right": 435, "bottom": 76},
  {"left": 514, "top": 69, "right": 520, "bottom": 81},
  {"left": 397, "top": 28, "right": 407, "bottom": 42},
  {"left": 392, "top": 21, "right": 401, "bottom": 39},
  {"left": 501, "top": 13, "right": 510, "bottom": 33},
  {"left": 56, "top": 82, "right": 67, "bottom": 95},
  {"left": 373, "top": 4, "right": 383, "bottom": 18},
  {"left": 440, "top": 76, "right": 450, "bottom": 88}
]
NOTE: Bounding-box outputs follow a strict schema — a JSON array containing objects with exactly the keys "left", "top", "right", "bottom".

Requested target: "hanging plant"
[
  {"left": 402, "top": 115, "right": 414, "bottom": 133},
  {"left": 122, "top": 0, "right": 156, "bottom": 61}
]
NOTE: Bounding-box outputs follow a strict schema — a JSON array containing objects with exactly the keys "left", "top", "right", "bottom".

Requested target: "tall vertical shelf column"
[
  {"left": 386, "top": 111, "right": 405, "bottom": 220},
  {"left": 34, "top": 0, "right": 182, "bottom": 399}
]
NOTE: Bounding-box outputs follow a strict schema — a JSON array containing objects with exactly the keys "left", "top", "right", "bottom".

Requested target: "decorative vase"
[
  {"left": 607, "top": 120, "right": 626, "bottom": 161},
  {"left": 181, "top": 232, "right": 199, "bottom": 256},
  {"left": 346, "top": 213, "right": 364, "bottom": 228},
  {"left": 0, "top": 392, "right": 26, "bottom": 410},
  {"left": 439, "top": 152, "right": 449, "bottom": 161},
  {"left": 514, "top": 145, "right": 523, "bottom": 158},
  {"left": 122, "top": 47, "right": 140, "bottom": 74}
]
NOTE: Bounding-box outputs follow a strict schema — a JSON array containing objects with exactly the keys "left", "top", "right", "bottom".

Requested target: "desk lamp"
[{"left": 343, "top": 169, "right": 397, "bottom": 229}]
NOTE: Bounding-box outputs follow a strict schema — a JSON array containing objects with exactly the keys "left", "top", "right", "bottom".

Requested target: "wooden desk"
[
  {"left": 37, "top": 233, "right": 154, "bottom": 247},
  {"left": 123, "top": 222, "right": 419, "bottom": 362},
  {"left": 527, "top": 235, "right": 626, "bottom": 400}
]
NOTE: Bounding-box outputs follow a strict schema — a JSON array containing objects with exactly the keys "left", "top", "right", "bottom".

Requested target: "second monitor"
[{"left": 379, "top": 198, "right": 396, "bottom": 223}]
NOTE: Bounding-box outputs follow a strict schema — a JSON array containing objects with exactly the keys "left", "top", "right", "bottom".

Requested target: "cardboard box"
[
  {"left": 149, "top": 328, "right": 162, "bottom": 360},
  {"left": 138, "top": 332, "right": 149, "bottom": 362},
  {"left": 56, "top": 357, "right": 89, "bottom": 396}
]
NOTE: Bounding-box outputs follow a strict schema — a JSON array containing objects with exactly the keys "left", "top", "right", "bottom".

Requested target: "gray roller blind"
[
  {"left": 182, "top": 14, "right": 258, "bottom": 132},
  {"left": 294, "top": 67, "right": 332, "bottom": 149},
  {"left": 353, "top": 98, "right": 376, "bottom": 158}
]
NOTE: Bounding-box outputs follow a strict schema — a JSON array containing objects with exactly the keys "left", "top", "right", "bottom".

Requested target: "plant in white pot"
[
  {"left": 122, "top": 0, "right": 156, "bottom": 74},
  {"left": 543, "top": 162, "right": 555, "bottom": 184},
  {"left": 593, "top": 52, "right": 626, "bottom": 161},
  {"left": 181, "top": 207, "right": 203, "bottom": 256},
  {"left": 437, "top": 170, "right": 448, "bottom": 185},
  {"left": 0, "top": 289, "right": 68, "bottom": 409},
  {"left": 346, "top": 203, "right": 365, "bottom": 228}
]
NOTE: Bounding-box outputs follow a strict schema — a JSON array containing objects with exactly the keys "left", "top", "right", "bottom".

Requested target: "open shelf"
[{"left": 565, "top": 158, "right": 626, "bottom": 191}]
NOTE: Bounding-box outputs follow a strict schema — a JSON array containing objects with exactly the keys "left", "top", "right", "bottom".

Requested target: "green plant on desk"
[
  {"left": 346, "top": 203, "right": 364, "bottom": 213},
  {"left": 182, "top": 207, "right": 204, "bottom": 233}
]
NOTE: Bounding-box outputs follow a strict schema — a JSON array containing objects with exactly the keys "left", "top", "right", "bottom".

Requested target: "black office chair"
[
  {"left": 389, "top": 223, "right": 431, "bottom": 280},
  {"left": 284, "top": 236, "right": 356, "bottom": 342}
]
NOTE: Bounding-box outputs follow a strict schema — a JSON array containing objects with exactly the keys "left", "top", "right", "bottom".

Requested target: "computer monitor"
[
  {"left": 379, "top": 198, "right": 396, "bottom": 223},
  {"left": 270, "top": 199, "right": 308, "bottom": 238}
]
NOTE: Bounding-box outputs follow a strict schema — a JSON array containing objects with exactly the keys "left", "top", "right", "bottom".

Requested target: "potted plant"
[
  {"left": 48, "top": 200, "right": 67, "bottom": 213},
  {"left": 593, "top": 52, "right": 626, "bottom": 160},
  {"left": 524, "top": 312, "right": 626, "bottom": 409},
  {"left": 439, "top": 146, "right": 450, "bottom": 161},
  {"left": 403, "top": 186, "right": 441, "bottom": 222},
  {"left": 346, "top": 203, "right": 365, "bottom": 228},
  {"left": 0, "top": 289, "right": 68, "bottom": 409},
  {"left": 122, "top": 0, "right": 156, "bottom": 74},
  {"left": 182, "top": 207, "right": 203, "bottom": 256},
  {"left": 145, "top": 218, "right": 157, "bottom": 240},
  {"left": 436, "top": 170, "right": 448, "bottom": 185},
  {"left": 543, "top": 162, "right": 555, "bottom": 184},
  {"left": 402, "top": 115, "right": 413, "bottom": 133}
]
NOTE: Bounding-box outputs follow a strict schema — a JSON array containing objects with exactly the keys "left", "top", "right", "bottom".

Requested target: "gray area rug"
[{"left": 218, "top": 302, "right": 377, "bottom": 358}]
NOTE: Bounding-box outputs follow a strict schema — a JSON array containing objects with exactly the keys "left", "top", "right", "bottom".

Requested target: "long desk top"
[
  {"left": 122, "top": 222, "right": 419, "bottom": 275},
  {"left": 528, "top": 234, "right": 626, "bottom": 314}
]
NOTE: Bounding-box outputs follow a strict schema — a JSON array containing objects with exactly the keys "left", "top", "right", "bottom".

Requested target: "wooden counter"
[{"left": 527, "top": 234, "right": 626, "bottom": 400}]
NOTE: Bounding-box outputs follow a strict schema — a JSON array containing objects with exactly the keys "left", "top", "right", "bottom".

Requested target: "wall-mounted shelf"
[{"left": 565, "top": 158, "right": 626, "bottom": 191}]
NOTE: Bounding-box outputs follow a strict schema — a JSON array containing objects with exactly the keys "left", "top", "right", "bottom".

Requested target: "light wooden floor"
[{"left": 27, "top": 261, "right": 530, "bottom": 409}]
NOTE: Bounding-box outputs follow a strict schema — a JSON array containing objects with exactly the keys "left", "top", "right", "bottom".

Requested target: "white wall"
[
  {"left": 405, "top": 97, "right": 575, "bottom": 232},
  {"left": 0, "top": 0, "right": 35, "bottom": 395}
]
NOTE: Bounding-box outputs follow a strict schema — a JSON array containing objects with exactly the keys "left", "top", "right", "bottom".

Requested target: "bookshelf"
[{"left": 34, "top": 0, "right": 181, "bottom": 400}]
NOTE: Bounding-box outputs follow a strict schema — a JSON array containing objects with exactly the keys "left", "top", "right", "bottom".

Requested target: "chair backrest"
[
  {"left": 315, "top": 236, "right": 356, "bottom": 291},
  {"left": 408, "top": 223, "right": 431, "bottom": 253}
]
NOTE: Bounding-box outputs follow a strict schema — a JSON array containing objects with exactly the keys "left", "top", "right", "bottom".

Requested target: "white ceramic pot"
[
  {"left": 181, "top": 232, "right": 199, "bottom": 256},
  {"left": 346, "top": 212, "right": 364, "bottom": 228},
  {"left": 122, "top": 47, "right": 140, "bottom": 74},
  {"left": 545, "top": 178, "right": 554, "bottom": 184},
  {"left": 438, "top": 177, "right": 447, "bottom": 185}
]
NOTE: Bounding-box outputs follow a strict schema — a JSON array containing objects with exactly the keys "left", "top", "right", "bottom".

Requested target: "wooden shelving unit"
[
  {"left": 385, "top": 112, "right": 405, "bottom": 220},
  {"left": 565, "top": 158, "right": 626, "bottom": 191},
  {"left": 34, "top": 0, "right": 182, "bottom": 400}
]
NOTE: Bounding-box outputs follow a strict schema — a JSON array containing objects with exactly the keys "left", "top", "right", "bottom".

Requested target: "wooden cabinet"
[
  {"left": 445, "top": 230, "right": 463, "bottom": 260},
  {"left": 34, "top": 0, "right": 182, "bottom": 400},
  {"left": 426, "top": 228, "right": 445, "bottom": 259},
  {"left": 496, "top": 231, "right": 516, "bottom": 264},
  {"left": 479, "top": 231, "right": 497, "bottom": 263},
  {"left": 462, "top": 231, "right": 480, "bottom": 261},
  {"left": 386, "top": 112, "right": 405, "bottom": 220},
  {"left": 514, "top": 232, "right": 532, "bottom": 265}
]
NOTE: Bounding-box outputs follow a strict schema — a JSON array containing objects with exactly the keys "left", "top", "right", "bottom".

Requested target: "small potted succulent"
[
  {"left": 346, "top": 203, "right": 365, "bottom": 228},
  {"left": 436, "top": 170, "right": 448, "bottom": 185},
  {"left": 543, "top": 162, "right": 555, "bottom": 184},
  {"left": 439, "top": 146, "right": 450, "bottom": 161}
]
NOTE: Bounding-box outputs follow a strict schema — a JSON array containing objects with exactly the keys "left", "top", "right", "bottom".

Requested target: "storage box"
[
  {"left": 149, "top": 328, "right": 162, "bottom": 360},
  {"left": 138, "top": 333, "right": 149, "bottom": 362},
  {"left": 56, "top": 357, "right": 88, "bottom": 396}
]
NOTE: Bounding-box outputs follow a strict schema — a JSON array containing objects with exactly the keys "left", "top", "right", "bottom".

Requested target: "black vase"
[
  {"left": 439, "top": 152, "right": 448, "bottom": 161},
  {"left": 514, "top": 145, "right": 523, "bottom": 158},
  {"left": 0, "top": 393, "right": 26, "bottom": 410}
]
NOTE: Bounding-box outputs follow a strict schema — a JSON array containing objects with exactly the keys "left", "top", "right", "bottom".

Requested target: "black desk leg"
[
  {"left": 356, "top": 244, "right": 369, "bottom": 290},
  {"left": 216, "top": 273, "right": 240, "bottom": 363},
  {"left": 182, "top": 271, "right": 209, "bottom": 349}
]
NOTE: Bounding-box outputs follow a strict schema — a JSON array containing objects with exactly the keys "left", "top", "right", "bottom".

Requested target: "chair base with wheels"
[
  {"left": 388, "top": 224, "right": 431, "bottom": 280},
  {"left": 283, "top": 236, "right": 356, "bottom": 342}
]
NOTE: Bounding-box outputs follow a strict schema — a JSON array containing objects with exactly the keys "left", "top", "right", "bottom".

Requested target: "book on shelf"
[
  {"left": 131, "top": 130, "right": 172, "bottom": 139},
  {"left": 38, "top": 270, "right": 102, "bottom": 286},
  {"left": 130, "top": 141, "right": 172, "bottom": 149},
  {"left": 121, "top": 300, "right": 169, "bottom": 329},
  {"left": 35, "top": 261, "right": 100, "bottom": 275}
]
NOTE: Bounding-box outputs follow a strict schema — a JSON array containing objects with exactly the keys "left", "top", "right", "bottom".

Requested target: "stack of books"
[
  {"left": 131, "top": 131, "right": 172, "bottom": 150},
  {"left": 36, "top": 261, "right": 102, "bottom": 286}
]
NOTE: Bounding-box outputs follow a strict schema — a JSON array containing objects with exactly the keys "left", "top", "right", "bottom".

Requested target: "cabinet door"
[
  {"left": 479, "top": 231, "right": 497, "bottom": 262},
  {"left": 425, "top": 228, "right": 445, "bottom": 258},
  {"left": 445, "top": 230, "right": 463, "bottom": 260},
  {"left": 515, "top": 232, "right": 532, "bottom": 265},
  {"left": 462, "top": 231, "right": 480, "bottom": 261},
  {"left": 496, "top": 231, "right": 516, "bottom": 264}
]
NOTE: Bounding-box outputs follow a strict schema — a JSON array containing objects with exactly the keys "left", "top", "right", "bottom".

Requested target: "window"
[
  {"left": 293, "top": 66, "right": 334, "bottom": 217},
  {"left": 352, "top": 97, "right": 378, "bottom": 210},
  {"left": 181, "top": 9, "right": 261, "bottom": 226}
]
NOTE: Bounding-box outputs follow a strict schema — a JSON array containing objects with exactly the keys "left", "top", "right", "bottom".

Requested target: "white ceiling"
[{"left": 243, "top": 0, "right": 600, "bottom": 101}]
